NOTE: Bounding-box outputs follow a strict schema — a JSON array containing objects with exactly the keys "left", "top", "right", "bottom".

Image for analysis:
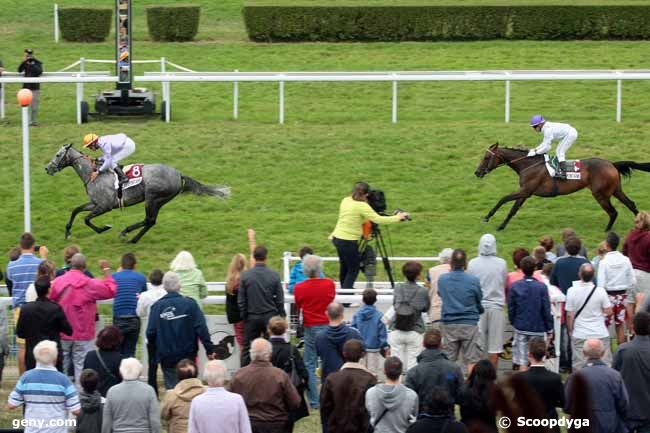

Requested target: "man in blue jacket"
[
  {"left": 508, "top": 256, "right": 553, "bottom": 372},
  {"left": 316, "top": 302, "right": 363, "bottom": 382},
  {"left": 147, "top": 271, "right": 215, "bottom": 390},
  {"left": 438, "top": 249, "right": 484, "bottom": 375}
]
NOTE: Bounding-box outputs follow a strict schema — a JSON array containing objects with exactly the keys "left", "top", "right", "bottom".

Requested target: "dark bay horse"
[
  {"left": 45, "top": 144, "right": 230, "bottom": 243},
  {"left": 475, "top": 143, "right": 650, "bottom": 231}
]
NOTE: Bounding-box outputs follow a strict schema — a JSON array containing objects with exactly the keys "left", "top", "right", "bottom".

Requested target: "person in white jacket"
[
  {"left": 527, "top": 114, "right": 578, "bottom": 177},
  {"left": 597, "top": 232, "right": 636, "bottom": 345},
  {"left": 83, "top": 132, "right": 136, "bottom": 185}
]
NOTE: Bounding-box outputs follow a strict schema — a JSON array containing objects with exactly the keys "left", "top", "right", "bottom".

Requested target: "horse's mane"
[{"left": 500, "top": 146, "right": 528, "bottom": 153}]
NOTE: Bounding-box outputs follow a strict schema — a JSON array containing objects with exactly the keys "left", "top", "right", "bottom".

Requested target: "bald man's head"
[
  {"left": 250, "top": 338, "right": 272, "bottom": 362},
  {"left": 583, "top": 338, "right": 604, "bottom": 360}
]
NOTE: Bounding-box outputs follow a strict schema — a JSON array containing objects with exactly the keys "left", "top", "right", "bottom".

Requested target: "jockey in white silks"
[
  {"left": 527, "top": 115, "right": 578, "bottom": 176},
  {"left": 83, "top": 133, "right": 136, "bottom": 185}
]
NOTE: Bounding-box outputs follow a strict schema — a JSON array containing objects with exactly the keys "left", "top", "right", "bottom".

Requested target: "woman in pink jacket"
[{"left": 50, "top": 253, "right": 116, "bottom": 386}]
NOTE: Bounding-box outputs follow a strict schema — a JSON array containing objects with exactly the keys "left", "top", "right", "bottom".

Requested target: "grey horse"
[{"left": 45, "top": 144, "right": 230, "bottom": 243}]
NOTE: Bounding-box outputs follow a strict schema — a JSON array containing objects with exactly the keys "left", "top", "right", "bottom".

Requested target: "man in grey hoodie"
[
  {"left": 366, "top": 357, "right": 419, "bottom": 433},
  {"left": 467, "top": 234, "right": 508, "bottom": 369}
]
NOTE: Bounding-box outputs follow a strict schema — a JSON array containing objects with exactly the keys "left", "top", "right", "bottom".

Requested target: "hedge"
[
  {"left": 243, "top": 6, "right": 650, "bottom": 42},
  {"left": 59, "top": 8, "right": 112, "bottom": 42},
  {"left": 147, "top": 6, "right": 200, "bottom": 41}
]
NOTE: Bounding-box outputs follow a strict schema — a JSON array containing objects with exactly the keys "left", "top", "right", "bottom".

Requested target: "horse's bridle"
[
  {"left": 54, "top": 145, "right": 86, "bottom": 171},
  {"left": 485, "top": 147, "right": 528, "bottom": 170}
]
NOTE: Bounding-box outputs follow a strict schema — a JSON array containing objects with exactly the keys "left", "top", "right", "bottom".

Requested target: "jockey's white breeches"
[
  {"left": 556, "top": 129, "right": 577, "bottom": 162},
  {"left": 108, "top": 138, "right": 135, "bottom": 169}
]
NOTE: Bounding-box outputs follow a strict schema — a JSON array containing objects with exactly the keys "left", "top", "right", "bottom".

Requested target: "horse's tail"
[
  {"left": 181, "top": 175, "right": 231, "bottom": 199},
  {"left": 613, "top": 161, "right": 650, "bottom": 180}
]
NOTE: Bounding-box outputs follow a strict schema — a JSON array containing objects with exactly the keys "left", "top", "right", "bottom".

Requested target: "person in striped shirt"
[
  {"left": 6, "top": 232, "right": 48, "bottom": 374},
  {"left": 8, "top": 340, "right": 81, "bottom": 433}
]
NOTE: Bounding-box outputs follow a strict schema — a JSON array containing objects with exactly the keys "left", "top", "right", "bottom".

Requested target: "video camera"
[{"left": 367, "top": 188, "right": 410, "bottom": 220}]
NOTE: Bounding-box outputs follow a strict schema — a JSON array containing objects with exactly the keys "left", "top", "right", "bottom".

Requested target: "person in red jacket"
[
  {"left": 49, "top": 253, "right": 116, "bottom": 386},
  {"left": 623, "top": 211, "right": 650, "bottom": 320},
  {"left": 294, "top": 254, "right": 336, "bottom": 409}
]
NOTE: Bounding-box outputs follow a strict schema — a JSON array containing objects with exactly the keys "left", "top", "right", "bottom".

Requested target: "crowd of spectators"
[{"left": 2, "top": 213, "right": 650, "bottom": 433}]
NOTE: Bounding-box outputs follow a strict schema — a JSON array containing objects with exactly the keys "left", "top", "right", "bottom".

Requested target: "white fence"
[
  {"left": 3, "top": 68, "right": 650, "bottom": 124},
  {"left": 0, "top": 253, "right": 441, "bottom": 308}
]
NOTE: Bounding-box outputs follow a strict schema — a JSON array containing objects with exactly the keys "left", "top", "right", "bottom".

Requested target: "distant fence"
[{"left": 3, "top": 68, "right": 650, "bottom": 124}]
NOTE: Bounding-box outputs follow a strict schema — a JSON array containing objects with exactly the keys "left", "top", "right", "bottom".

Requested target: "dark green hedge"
[
  {"left": 59, "top": 8, "right": 112, "bottom": 42},
  {"left": 147, "top": 6, "right": 200, "bottom": 41},
  {"left": 243, "top": 6, "right": 650, "bottom": 42}
]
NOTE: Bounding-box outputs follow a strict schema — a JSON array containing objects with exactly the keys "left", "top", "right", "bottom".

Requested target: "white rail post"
[
  {"left": 279, "top": 78, "right": 285, "bottom": 124},
  {"left": 233, "top": 69, "right": 239, "bottom": 120},
  {"left": 616, "top": 79, "right": 622, "bottom": 123},
  {"left": 160, "top": 57, "right": 166, "bottom": 74},
  {"left": 0, "top": 85, "right": 5, "bottom": 120},
  {"left": 165, "top": 81, "right": 171, "bottom": 123},
  {"left": 505, "top": 73, "right": 511, "bottom": 123},
  {"left": 21, "top": 103, "right": 31, "bottom": 232},
  {"left": 76, "top": 74, "right": 83, "bottom": 125},
  {"left": 54, "top": 4, "right": 60, "bottom": 43},
  {"left": 392, "top": 75, "right": 398, "bottom": 124}
]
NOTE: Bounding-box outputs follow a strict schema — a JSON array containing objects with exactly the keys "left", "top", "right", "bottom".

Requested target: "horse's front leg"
[
  {"left": 65, "top": 202, "right": 95, "bottom": 239},
  {"left": 497, "top": 196, "right": 530, "bottom": 231},
  {"left": 483, "top": 189, "right": 529, "bottom": 222},
  {"left": 84, "top": 207, "right": 113, "bottom": 234}
]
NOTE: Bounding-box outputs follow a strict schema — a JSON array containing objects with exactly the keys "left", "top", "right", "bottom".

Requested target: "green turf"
[{"left": 0, "top": 2, "right": 648, "bottom": 430}]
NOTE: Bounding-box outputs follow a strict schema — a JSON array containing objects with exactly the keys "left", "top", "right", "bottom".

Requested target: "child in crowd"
[
  {"left": 76, "top": 369, "right": 103, "bottom": 433},
  {"left": 352, "top": 288, "right": 389, "bottom": 381},
  {"left": 289, "top": 246, "right": 320, "bottom": 294}
]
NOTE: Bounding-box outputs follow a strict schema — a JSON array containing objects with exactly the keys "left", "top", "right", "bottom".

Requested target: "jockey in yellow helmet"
[{"left": 83, "top": 133, "right": 135, "bottom": 185}]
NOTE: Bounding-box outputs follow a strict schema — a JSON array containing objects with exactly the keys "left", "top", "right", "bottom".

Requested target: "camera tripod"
[{"left": 359, "top": 222, "right": 396, "bottom": 288}]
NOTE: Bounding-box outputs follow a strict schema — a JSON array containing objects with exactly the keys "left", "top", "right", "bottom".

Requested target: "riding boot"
[{"left": 114, "top": 166, "right": 129, "bottom": 186}]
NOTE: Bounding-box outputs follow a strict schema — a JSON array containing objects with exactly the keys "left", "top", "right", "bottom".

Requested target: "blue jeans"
[
  {"left": 303, "top": 324, "right": 327, "bottom": 408},
  {"left": 162, "top": 365, "right": 178, "bottom": 390}
]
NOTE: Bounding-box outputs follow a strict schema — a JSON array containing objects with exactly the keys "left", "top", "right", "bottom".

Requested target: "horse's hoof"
[
  {"left": 64, "top": 231, "right": 71, "bottom": 239},
  {"left": 497, "top": 225, "right": 506, "bottom": 231},
  {"left": 482, "top": 216, "right": 490, "bottom": 223}
]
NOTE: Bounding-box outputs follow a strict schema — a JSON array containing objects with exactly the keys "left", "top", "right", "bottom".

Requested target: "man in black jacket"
[
  {"left": 404, "top": 328, "right": 463, "bottom": 413},
  {"left": 18, "top": 48, "right": 43, "bottom": 125},
  {"left": 613, "top": 311, "right": 650, "bottom": 433},
  {"left": 516, "top": 337, "right": 565, "bottom": 423},
  {"left": 16, "top": 277, "right": 72, "bottom": 371},
  {"left": 238, "top": 245, "right": 285, "bottom": 366}
]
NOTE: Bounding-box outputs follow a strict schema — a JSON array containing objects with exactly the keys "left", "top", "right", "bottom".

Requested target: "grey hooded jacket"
[
  {"left": 366, "top": 383, "right": 418, "bottom": 433},
  {"left": 467, "top": 234, "right": 508, "bottom": 309}
]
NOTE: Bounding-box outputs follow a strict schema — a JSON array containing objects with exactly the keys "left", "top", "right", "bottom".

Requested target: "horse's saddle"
[
  {"left": 544, "top": 155, "right": 581, "bottom": 180},
  {"left": 113, "top": 164, "right": 144, "bottom": 191}
]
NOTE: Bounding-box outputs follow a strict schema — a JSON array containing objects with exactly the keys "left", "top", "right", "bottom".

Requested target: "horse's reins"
[{"left": 486, "top": 148, "right": 544, "bottom": 174}]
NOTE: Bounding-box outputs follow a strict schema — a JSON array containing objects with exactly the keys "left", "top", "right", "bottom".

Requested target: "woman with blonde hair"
[
  {"left": 170, "top": 251, "right": 207, "bottom": 309},
  {"left": 623, "top": 211, "right": 650, "bottom": 316},
  {"left": 226, "top": 253, "right": 249, "bottom": 350}
]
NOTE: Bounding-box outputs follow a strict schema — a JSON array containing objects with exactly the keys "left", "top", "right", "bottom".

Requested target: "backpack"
[
  {"left": 283, "top": 347, "right": 303, "bottom": 389},
  {"left": 394, "top": 288, "right": 419, "bottom": 331}
]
